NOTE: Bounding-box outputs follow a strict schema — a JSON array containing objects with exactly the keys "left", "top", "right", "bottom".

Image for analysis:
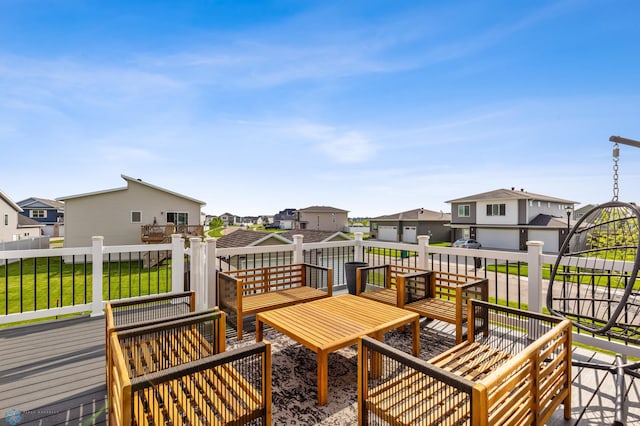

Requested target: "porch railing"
[{"left": 2, "top": 233, "right": 639, "bottom": 360}]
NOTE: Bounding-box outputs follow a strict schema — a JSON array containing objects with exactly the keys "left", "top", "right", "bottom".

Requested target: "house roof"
[
  {"left": 57, "top": 174, "right": 206, "bottom": 205},
  {"left": 17, "top": 215, "right": 45, "bottom": 228},
  {"left": 17, "top": 197, "right": 65, "bottom": 210},
  {"left": 373, "top": 208, "right": 451, "bottom": 222},
  {"left": 446, "top": 188, "right": 577, "bottom": 204},
  {"left": 297, "top": 206, "right": 349, "bottom": 213},
  {"left": 528, "top": 214, "right": 572, "bottom": 228},
  {"left": 281, "top": 230, "right": 352, "bottom": 243},
  {"left": 215, "top": 229, "right": 291, "bottom": 248},
  {"left": 0, "top": 189, "right": 22, "bottom": 213}
]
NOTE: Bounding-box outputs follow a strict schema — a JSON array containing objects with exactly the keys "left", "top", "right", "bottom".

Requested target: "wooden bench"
[
  {"left": 108, "top": 310, "right": 272, "bottom": 425},
  {"left": 105, "top": 292, "right": 197, "bottom": 384},
  {"left": 218, "top": 263, "right": 333, "bottom": 339},
  {"left": 358, "top": 300, "right": 572, "bottom": 425},
  {"left": 356, "top": 265, "right": 488, "bottom": 343}
]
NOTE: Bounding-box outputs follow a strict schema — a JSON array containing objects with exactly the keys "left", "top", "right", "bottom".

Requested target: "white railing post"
[
  {"left": 206, "top": 237, "right": 217, "bottom": 308},
  {"left": 190, "top": 237, "right": 207, "bottom": 311},
  {"left": 354, "top": 232, "right": 364, "bottom": 262},
  {"left": 417, "top": 235, "right": 430, "bottom": 270},
  {"left": 171, "top": 234, "right": 185, "bottom": 294},
  {"left": 293, "top": 234, "right": 304, "bottom": 263},
  {"left": 526, "top": 240, "right": 544, "bottom": 313},
  {"left": 91, "top": 236, "right": 104, "bottom": 317}
]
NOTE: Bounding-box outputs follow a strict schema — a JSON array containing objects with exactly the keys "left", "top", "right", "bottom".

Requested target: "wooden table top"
[{"left": 256, "top": 294, "right": 419, "bottom": 353}]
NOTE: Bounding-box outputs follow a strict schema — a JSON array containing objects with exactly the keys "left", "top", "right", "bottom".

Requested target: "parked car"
[{"left": 452, "top": 238, "right": 482, "bottom": 249}]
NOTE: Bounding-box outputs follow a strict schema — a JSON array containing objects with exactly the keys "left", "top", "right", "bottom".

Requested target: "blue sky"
[{"left": 1, "top": 0, "right": 639, "bottom": 218}]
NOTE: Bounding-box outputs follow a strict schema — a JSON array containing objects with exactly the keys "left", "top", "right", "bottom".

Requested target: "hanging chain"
[{"left": 612, "top": 142, "right": 620, "bottom": 201}]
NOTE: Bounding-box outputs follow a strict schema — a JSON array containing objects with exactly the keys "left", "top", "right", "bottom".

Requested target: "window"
[
  {"left": 30, "top": 210, "right": 45, "bottom": 218},
  {"left": 131, "top": 211, "right": 142, "bottom": 223},
  {"left": 4, "top": 214, "right": 8, "bottom": 226},
  {"left": 166, "top": 212, "right": 188, "bottom": 225},
  {"left": 458, "top": 204, "right": 470, "bottom": 217},
  {"left": 486, "top": 203, "right": 506, "bottom": 216}
]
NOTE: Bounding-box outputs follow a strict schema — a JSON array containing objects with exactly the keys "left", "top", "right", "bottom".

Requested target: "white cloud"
[{"left": 315, "top": 131, "right": 376, "bottom": 163}]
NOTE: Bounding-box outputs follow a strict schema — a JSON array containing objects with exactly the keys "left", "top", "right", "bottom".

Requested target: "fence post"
[
  {"left": 354, "top": 232, "right": 363, "bottom": 262},
  {"left": 417, "top": 235, "right": 430, "bottom": 270},
  {"left": 171, "top": 234, "right": 184, "bottom": 294},
  {"left": 293, "top": 234, "right": 304, "bottom": 263},
  {"left": 91, "top": 236, "right": 104, "bottom": 317},
  {"left": 526, "top": 240, "right": 544, "bottom": 313},
  {"left": 206, "top": 237, "right": 217, "bottom": 308},
  {"left": 190, "top": 237, "right": 207, "bottom": 311}
]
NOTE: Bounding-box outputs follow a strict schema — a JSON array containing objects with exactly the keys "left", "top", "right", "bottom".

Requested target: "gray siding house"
[
  {"left": 447, "top": 188, "right": 577, "bottom": 253},
  {"left": 296, "top": 206, "right": 349, "bottom": 232},
  {"left": 370, "top": 208, "right": 451, "bottom": 243}
]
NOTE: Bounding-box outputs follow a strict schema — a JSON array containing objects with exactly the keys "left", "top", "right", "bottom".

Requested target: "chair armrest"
[
  {"left": 303, "top": 263, "right": 334, "bottom": 295},
  {"left": 356, "top": 265, "right": 390, "bottom": 295}
]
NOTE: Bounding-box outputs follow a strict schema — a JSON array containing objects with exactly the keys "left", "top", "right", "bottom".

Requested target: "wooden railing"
[{"left": 140, "top": 224, "right": 203, "bottom": 243}]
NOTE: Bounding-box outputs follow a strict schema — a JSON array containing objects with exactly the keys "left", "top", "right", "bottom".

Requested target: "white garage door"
[
  {"left": 402, "top": 226, "right": 417, "bottom": 243},
  {"left": 528, "top": 230, "right": 559, "bottom": 253},
  {"left": 378, "top": 226, "right": 398, "bottom": 242},
  {"left": 476, "top": 229, "right": 519, "bottom": 250}
]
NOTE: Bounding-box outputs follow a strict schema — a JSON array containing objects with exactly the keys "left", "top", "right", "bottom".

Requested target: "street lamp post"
[{"left": 564, "top": 206, "right": 572, "bottom": 236}]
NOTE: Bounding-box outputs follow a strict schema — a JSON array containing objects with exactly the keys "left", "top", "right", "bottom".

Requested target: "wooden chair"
[
  {"left": 356, "top": 265, "right": 488, "bottom": 343},
  {"left": 108, "top": 310, "right": 272, "bottom": 425},
  {"left": 217, "top": 263, "right": 333, "bottom": 339},
  {"left": 358, "top": 300, "right": 572, "bottom": 425}
]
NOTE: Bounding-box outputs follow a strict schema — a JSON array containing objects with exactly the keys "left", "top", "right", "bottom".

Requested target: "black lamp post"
[{"left": 564, "top": 206, "right": 572, "bottom": 235}]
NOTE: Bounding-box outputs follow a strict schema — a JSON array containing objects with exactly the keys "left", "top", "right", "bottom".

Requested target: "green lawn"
[{"left": 0, "top": 256, "right": 172, "bottom": 316}]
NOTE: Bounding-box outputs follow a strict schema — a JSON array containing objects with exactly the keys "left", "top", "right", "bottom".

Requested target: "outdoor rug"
[{"left": 228, "top": 319, "right": 456, "bottom": 425}]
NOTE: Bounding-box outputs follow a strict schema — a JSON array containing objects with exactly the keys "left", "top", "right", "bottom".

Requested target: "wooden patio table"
[{"left": 256, "top": 293, "right": 420, "bottom": 405}]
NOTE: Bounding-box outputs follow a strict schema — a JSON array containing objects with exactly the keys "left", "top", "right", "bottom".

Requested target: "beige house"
[
  {"left": 58, "top": 175, "right": 206, "bottom": 247},
  {"left": 0, "top": 189, "right": 23, "bottom": 242},
  {"left": 296, "top": 206, "right": 349, "bottom": 232}
]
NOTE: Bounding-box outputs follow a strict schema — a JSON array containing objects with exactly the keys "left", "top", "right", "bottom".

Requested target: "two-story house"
[
  {"left": 16, "top": 197, "right": 65, "bottom": 237},
  {"left": 296, "top": 206, "right": 349, "bottom": 232},
  {"left": 58, "top": 175, "right": 206, "bottom": 248},
  {"left": 370, "top": 208, "right": 451, "bottom": 243},
  {"left": 447, "top": 188, "right": 577, "bottom": 253},
  {"left": 0, "top": 189, "right": 43, "bottom": 242},
  {"left": 273, "top": 208, "right": 297, "bottom": 230}
]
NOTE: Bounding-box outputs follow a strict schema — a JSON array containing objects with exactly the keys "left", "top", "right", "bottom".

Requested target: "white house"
[
  {"left": 447, "top": 188, "right": 577, "bottom": 253},
  {"left": 0, "top": 189, "right": 42, "bottom": 242},
  {"left": 0, "top": 189, "right": 23, "bottom": 242},
  {"left": 58, "top": 175, "right": 206, "bottom": 247}
]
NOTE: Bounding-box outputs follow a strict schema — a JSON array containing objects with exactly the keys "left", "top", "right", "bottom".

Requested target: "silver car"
[{"left": 452, "top": 238, "right": 482, "bottom": 249}]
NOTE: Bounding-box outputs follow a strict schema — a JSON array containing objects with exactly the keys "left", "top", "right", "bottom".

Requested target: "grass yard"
[{"left": 1, "top": 255, "right": 172, "bottom": 317}]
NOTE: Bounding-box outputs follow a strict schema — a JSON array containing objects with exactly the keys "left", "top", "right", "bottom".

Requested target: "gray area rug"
[{"left": 228, "top": 320, "right": 456, "bottom": 425}]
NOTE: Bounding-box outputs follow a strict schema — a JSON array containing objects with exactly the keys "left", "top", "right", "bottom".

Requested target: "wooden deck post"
[
  {"left": 526, "top": 240, "right": 544, "bottom": 313},
  {"left": 90, "top": 236, "right": 103, "bottom": 317},
  {"left": 171, "top": 234, "right": 185, "bottom": 294},
  {"left": 293, "top": 234, "right": 304, "bottom": 264},
  {"left": 417, "top": 235, "right": 430, "bottom": 270},
  {"left": 354, "top": 232, "right": 363, "bottom": 262},
  {"left": 206, "top": 237, "right": 218, "bottom": 308},
  {"left": 190, "top": 237, "right": 207, "bottom": 311}
]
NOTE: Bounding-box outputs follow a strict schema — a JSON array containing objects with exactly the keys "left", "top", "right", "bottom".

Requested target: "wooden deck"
[{"left": 1, "top": 315, "right": 639, "bottom": 425}]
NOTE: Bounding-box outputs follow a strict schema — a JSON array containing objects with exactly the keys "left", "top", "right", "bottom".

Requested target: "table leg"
[
  {"left": 370, "top": 332, "right": 383, "bottom": 379},
  {"left": 317, "top": 350, "right": 328, "bottom": 405},
  {"left": 412, "top": 318, "right": 420, "bottom": 356},
  {"left": 256, "top": 318, "right": 264, "bottom": 342}
]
